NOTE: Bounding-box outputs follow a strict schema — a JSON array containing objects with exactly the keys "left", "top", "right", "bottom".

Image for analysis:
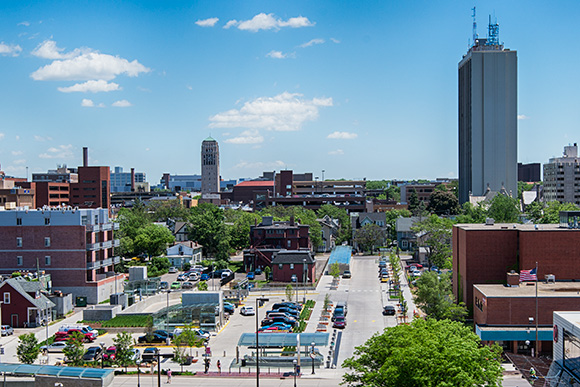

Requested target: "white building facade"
[{"left": 543, "top": 144, "right": 580, "bottom": 205}]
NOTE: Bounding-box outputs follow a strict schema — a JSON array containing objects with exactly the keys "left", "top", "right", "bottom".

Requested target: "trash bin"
[
  {"left": 241, "top": 359, "right": 246, "bottom": 367},
  {"left": 75, "top": 296, "right": 87, "bottom": 307}
]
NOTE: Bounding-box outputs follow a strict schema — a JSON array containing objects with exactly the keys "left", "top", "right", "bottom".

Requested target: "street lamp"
[
  {"left": 136, "top": 360, "right": 141, "bottom": 387},
  {"left": 255, "top": 296, "right": 269, "bottom": 387},
  {"left": 99, "top": 342, "right": 105, "bottom": 368},
  {"left": 155, "top": 348, "right": 161, "bottom": 387},
  {"left": 293, "top": 359, "right": 298, "bottom": 387},
  {"left": 166, "top": 290, "right": 171, "bottom": 332},
  {"left": 310, "top": 342, "right": 316, "bottom": 374}
]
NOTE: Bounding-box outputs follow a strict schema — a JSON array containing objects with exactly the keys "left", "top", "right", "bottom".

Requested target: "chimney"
[
  {"left": 83, "top": 147, "right": 88, "bottom": 167},
  {"left": 290, "top": 215, "right": 295, "bottom": 226},
  {"left": 131, "top": 168, "right": 135, "bottom": 192},
  {"left": 162, "top": 173, "right": 170, "bottom": 189},
  {"left": 507, "top": 271, "right": 520, "bottom": 287}
]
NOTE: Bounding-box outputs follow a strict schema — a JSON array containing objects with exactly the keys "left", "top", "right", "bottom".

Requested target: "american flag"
[{"left": 520, "top": 268, "right": 538, "bottom": 282}]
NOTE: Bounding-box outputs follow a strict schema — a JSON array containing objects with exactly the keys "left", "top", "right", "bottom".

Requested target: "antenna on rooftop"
[
  {"left": 487, "top": 14, "right": 500, "bottom": 46},
  {"left": 471, "top": 6, "right": 477, "bottom": 46}
]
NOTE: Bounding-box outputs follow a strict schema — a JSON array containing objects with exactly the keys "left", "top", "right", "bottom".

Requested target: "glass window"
[
  {"left": 45, "top": 256, "right": 51, "bottom": 266},
  {"left": 45, "top": 218, "right": 50, "bottom": 225},
  {"left": 16, "top": 218, "right": 22, "bottom": 226},
  {"left": 17, "top": 256, "right": 22, "bottom": 266},
  {"left": 3, "top": 293, "right": 10, "bottom": 304},
  {"left": 564, "top": 329, "right": 580, "bottom": 380},
  {"left": 290, "top": 264, "right": 294, "bottom": 270},
  {"left": 45, "top": 237, "right": 51, "bottom": 247},
  {"left": 16, "top": 237, "right": 22, "bottom": 247}
]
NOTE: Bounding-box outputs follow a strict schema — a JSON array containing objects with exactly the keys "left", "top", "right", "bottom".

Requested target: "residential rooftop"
[{"left": 475, "top": 282, "right": 580, "bottom": 298}]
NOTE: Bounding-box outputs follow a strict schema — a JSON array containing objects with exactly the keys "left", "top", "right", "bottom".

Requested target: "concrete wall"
[
  {"left": 120, "top": 291, "right": 182, "bottom": 314},
  {"left": 82, "top": 305, "right": 122, "bottom": 322},
  {"left": 48, "top": 293, "right": 73, "bottom": 317},
  {"left": 129, "top": 267, "right": 147, "bottom": 281}
]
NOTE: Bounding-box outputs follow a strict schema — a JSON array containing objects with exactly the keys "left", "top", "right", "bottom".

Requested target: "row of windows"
[
  {"left": 16, "top": 237, "right": 51, "bottom": 247},
  {"left": 16, "top": 256, "right": 51, "bottom": 265},
  {"left": 15, "top": 218, "right": 51, "bottom": 225}
]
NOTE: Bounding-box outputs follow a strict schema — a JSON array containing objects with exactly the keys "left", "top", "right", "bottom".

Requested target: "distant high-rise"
[
  {"left": 201, "top": 137, "right": 220, "bottom": 195},
  {"left": 458, "top": 17, "right": 517, "bottom": 204},
  {"left": 543, "top": 143, "right": 580, "bottom": 205}
]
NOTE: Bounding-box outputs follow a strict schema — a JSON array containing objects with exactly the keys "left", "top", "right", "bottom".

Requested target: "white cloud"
[
  {"left": 518, "top": 114, "right": 530, "bottom": 120},
  {"left": 225, "top": 130, "right": 264, "bottom": 144},
  {"left": 32, "top": 40, "right": 88, "bottom": 60},
  {"left": 15, "top": 135, "right": 19, "bottom": 140},
  {"left": 195, "top": 17, "right": 219, "bottom": 27},
  {"left": 328, "top": 149, "right": 344, "bottom": 155},
  {"left": 209, "top": 92, "right": 333, "bottom": 132},
  {"left": 300, "top": 38, "right": 325, "bottom": 48},
  {"left": 31, "top": 51, "right": 150, "bottom": 81},
  {"left": 13, "top": 159, "right": 26, "bottom": 165},
  {"left": 0, "top": 133, "right": 4, "bottom": 140},
  {"left": 112, "top": 99, "right": 132, "bottom": 107},
  {"left": 0, "top": 42, "right": 22, "bottom": 56},
  {"left": 18, "top": 21, "right": 30, "bottom": 27},
  {"left": 330, "top": 38, "right": 340, "bottom": 44},
  {"left": 34, "top": 135, "right": 52, "bottom": 142},
  {"left": 39, "top": 144, "right": 74, "bottom": 159},
  {"left": 266, "top": 50, "right": 293, "bottom": 59},
  {"left": 235, "top": 160, "right": 286, "bottom": 169},
  {"left": 81, "top": 99, "right": 94, "bottom": 107},
  {"left": 327, "top": 131, "right": 358, "bottom": 140},
  {"left": 224, "top": 13, "right": 314, "bottom": 32},
  {"left": 11, "top": 151, "right": 23, "bottom": 156},
  {"left": 58, "top": 80, "right": 121, "bottom": 93}
]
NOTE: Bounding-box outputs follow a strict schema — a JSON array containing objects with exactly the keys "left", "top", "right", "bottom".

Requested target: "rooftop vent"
[{"left": 485, "top": 218, "right": 495, "bottom": 226}]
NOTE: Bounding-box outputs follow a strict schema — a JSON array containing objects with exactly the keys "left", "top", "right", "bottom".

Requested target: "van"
[{"left": 336, "top": 301, "right": 348, "bottom": 315}]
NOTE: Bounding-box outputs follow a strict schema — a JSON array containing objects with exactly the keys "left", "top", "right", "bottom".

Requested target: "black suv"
[{"left": 383, "top": 305, "right": 396, "bottom": 316}]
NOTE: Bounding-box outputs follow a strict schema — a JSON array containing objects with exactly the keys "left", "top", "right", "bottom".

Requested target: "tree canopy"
[
  {"left": 411, "top": 215, "right": 453, "bottom": 269},
  {"left": 16, "top": 333, "right": 40, "bottom": 364},
  {"left": 133, "top": 224, "right": 175, "bottom": 257},
  {"left": 486, "top": 194, "right": 520, "bottom": 223},
  {"left": 427, "top": 190, "right": 460, "bottom": 216},
  {"left": 354, "top": 223, "right": 385, "bottom": 253},
  {"left": 526, "top": 201, "right": 579, "bottom": 223},
  {"left": 342, "top": 318, "right": 503, "bottom": 387},
  {"left": 413, "top": 271, "right": 467, "bottom": 321}
]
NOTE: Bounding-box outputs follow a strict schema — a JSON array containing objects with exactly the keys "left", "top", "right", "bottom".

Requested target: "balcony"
[
  {"left": 113, "top": 256, "right": 121, "bottom": 264},
  {"left": 87, "top": 261, "right": 101, "bottom": 270},
  {"left": 102, "top": 258, "right": 113, "bottom": 267},
  {"left": 113, "top": 239, "right": 120, "bottom": 248},
  {"left": 113, "top": 223, "right": 120, "bottom": 230},
  {"left": 86, "top": 242, "right": 101, "bottom": 251},
  {"left": 101, "top": 240, "right": 113, "bottom": 249},
  {"left": 101, "top": 223, "right": 113, "bottom": 232},
  {"left": 86, "top": 224, "right": 101, "bottom": 232}
]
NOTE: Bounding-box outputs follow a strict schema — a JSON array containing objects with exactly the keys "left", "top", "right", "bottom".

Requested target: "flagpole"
[{"left": 535, "top": 261, "right": 538, "bottom": 358}]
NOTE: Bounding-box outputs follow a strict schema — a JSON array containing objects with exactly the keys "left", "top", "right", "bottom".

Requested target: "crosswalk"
[{"left": 345, "top": 289, "right": 382, "bottom": 293}]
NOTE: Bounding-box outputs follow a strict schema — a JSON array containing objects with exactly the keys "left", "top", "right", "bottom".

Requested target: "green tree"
[
  {"left": 413, "top": 271, "right": 467, "bottom": 321},
  {"left": 487, "top": 194, "right": 520, "bottom": 223},
  {"left": 517, "top": 181, "right": 534, "bottom": 200},
  {"left": 455, "top": 202, "right": 488, "bottom": 223},
  {"left": 329, "top": 262, "right": 340, "bottom": 278},
  {"left": 411, "top": 215, "right": 453, "bottom": 269},
  {"left": 16, "top": 333, "right": 40, "bottom": 364},
  {"left": 342, "top": 318, "right": 503, "bottom": 387},
  {"left": 198, "top": 281, "right": 208, "bottom": 291},
  {"left": 263, "top": 266, "right": 271, "bottom": 281},
  {"left": 134, "top": 224, "right": 175, "bottom": 257},
  {"left": 226, "top": 211, "right": 262, "bottom": 251},
  {"left": 317, "top": 204, "right": 352, "bottom": 244},
  {"left": 259, "top": 206, "right": 323, "bottom": 251},
  {"left": 354, "top": 223, "right": 385, "bottom": 253},
  {"left": 189, "top": 204, "right": 230, "bottom": 260},
  {"left": 384, "top": 209, "right": 411, "bottom": 240},
  {"left": 113, "top": 331, "right": 135, "bottom": 371},
  {"left": 427, "top": 190, "right": 460, "bottom": 215},
  {"left": 527, "top": 201, "right": 579, "bottom": 223},
  {"left": 62, "top": 331, "right": 86, "bottom": 366},
  {"left": 147, "top": 256, "right": 171, "bottom": 277},
  {"left": 285, "top": 284, "right": 294, "bottom": 302},
  {"left": 407, "top": 189, "right": 419, "bottom": 212}
]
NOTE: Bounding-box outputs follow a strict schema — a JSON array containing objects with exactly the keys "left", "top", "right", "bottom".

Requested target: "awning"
[
  {"left": 238, "top": 332, "right": 329, "bottom": 347},
  {"left": 476, "top": 325, "right": 553, "bottom": 342},
  {"left": 0, "top": 363, "right": 114, "bottom": 380}
]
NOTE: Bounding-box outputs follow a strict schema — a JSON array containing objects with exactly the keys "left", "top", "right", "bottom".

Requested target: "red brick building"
[
  {"left": 0, "top": 278, "right": 55, "bottom": 328},
  {"left": 272, "top": 250, "right": 316, "bottom": 284},
  {"left": 21, "top": 181, "right": 70, "bottom": 208},
  {"left": 452, "top": 222, "right": 580, "bottom": 311},
  {"left": 0, "top": 208, "right": 122, "bottom": 304},
  {"left": 244, "top": 216, "right": 311, "bottom": 272}
]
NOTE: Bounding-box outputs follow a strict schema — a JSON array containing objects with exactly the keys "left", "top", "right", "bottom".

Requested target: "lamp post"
[
  {"left": 310, "top": 342, "right": 316, "bottom": 374},
  {"left": 256, "top": 296, "right": 269, "bottom": 387},
  {"left": 100, "top": 342, "right": 105, "bottom": 368},
  {"left": 166, "top": 290, "right": 171, "bottom": 332},
  {"left": 44, "top": 316, "right": 49, "bottom": 364},
  {"left": 293, "top": 359, "right": 297, "bottom": 387},
  {"left": 155, "top": 348, "right": 161, "bottom": 387},
  {"left": 136, "top": 360, "right": 141, "bottom": 387}
]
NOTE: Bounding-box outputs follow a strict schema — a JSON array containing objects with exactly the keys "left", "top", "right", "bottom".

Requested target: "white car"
[
  {"left": 40, "top": 341, "right": 68, "bottom": 352},
  {"left": 412, "top": 270, "right": 422, "bottom": 277},
  {"left": 1, "top": 325, "right": 13, "bottom": 336},
  {"left": 168, "top": 267, "right": 178, "bottom": 273},
  {"left": 240, "top": 306, "right": 256, "bottom": 316},
  {"left": 188, "top": 272, "right": 199, "bottom": 281}
]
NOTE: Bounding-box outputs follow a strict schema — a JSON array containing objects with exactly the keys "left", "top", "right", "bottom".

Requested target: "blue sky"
[{"left": 0, "top": 1, "right": 578, "bottom": 183}]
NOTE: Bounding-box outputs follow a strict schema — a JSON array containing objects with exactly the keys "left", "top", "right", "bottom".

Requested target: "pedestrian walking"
[
  {"left": 166, "top": 369, "right": 172, "bottom": 384},
  {"left": 530, "top": 366, "right": 538, "bottom": 379},
  {"left": 217, "top": 360, "right": 221, "bottom": 373}
]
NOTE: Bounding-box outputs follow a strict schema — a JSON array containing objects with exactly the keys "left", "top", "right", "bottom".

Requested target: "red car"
[
  {"left": 54, "top": 329, "right": 94, "bottom": 343},
  {"left": 333, "top": 316, "right": 346, "bottom": 329},
  {"left": 103, "top": 346, "right": 116, "bottom": 361}
]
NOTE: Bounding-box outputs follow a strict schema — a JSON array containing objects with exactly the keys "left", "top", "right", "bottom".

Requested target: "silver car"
[{"left": 1, "top": 325, "right": 13, "bottom": 336}]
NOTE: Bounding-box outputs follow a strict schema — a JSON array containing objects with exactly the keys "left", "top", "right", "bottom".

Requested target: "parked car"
[
  {"left": 168, "top": 267, "right": 178, "bottom": 273},
  {"left": 142, "top": 347, "right": 159, "bottom": 362},
  {"left": 258, "top": 326, "right": 283, "bottom": 333},
  {"left": 221, "top": 269, "right": 233, "bottom": 279},
  {"left": 188, "top": 272, "right": 199, "bottom": 281},
  {"left": 333, "top": 316, "right": 347, "bottom": 329},
  {"left": 342, "top": 270, "right": 352, "bottom": 279},
  {"left": 40, "top": 341, "right": 68, "bottom": 352},
  {"left": 246, "top": 272, "right": 255, "bottom": 280},
  {"left": 383, "top": 305, "right": 396, "bottom": 316},
  {"left": 159, "top": 281, "right": 169, "bottom": 290},
  {"left": 103, "top": 346, "right": 116, "bottom": 361},
  {"left": 409, "top": 265, "right": 417, "bottom": 272},
  {"left": 224, "top": 302, "right": 235, "bottom": 314},
  {"left": 1, "top": 325, "right": 14, "bottom": 336},
  {"left": 270, "top": 308, "right": 299, "bottom": 318},
  {"left": 262, "top": 316, "right": 297, "bottom": 327},
  {"left": 380, "top": 275, "right": 389, "bottom": 283},
  {"left": 130, "top": 348, "right": 141, "bottom": 361},
  {"left": 411, "top": 270, "right": 422, "bottom": 277},
  {"left": 171, "top": 281, "right": 181, "bottom": 289},
  {"left": 138, "top": 330, "right": 172, "bottom": 343},
  {"left": 291, "top": 274, "right": 298, "bottom": 283},
  {"left": 182, "top": 281, "right": 194, "bottom": 289},
  {"left": 254, "top": 268, "right": 262, "bottom": 275},
  {"left": 272, "top": 302, "right": 300, "bottom": 311},
  {"left": 241, "top": 306, "right": 255, "bottom": 316},
  {"left": 83, "top": 346, "right": 103, "bottom": 361},
  {"left": 200, "top": 273, "right": 209, "bottom": 281},
  {"left": 59, "top": 325, "right": 98, "bottom": 340},
  {"left": 176, "top": 274, "right": 188, "bottom": 281},
  {"left": 154, "top": 330, "right": 173, "bottom": 338},
  {"left": 55, "top": 329, "right": 94, "bottom": 343},
  {"left": 260, "top": 322, "right": 292, "bottom": 331}
]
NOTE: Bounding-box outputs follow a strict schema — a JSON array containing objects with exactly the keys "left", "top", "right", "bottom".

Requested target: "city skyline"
[{"left": 0, "top": 1, "right": 578, "bottom": 182}]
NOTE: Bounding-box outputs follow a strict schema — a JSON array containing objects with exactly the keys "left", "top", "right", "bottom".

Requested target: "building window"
[
  {"left": 16, "top": 237, "right": 22, "bottom": 247},
  {"left": 279, "top": 264, "right": 283, "bottom": 270},
  {"left": 45, "top": 256, "right": 51, "bottom": 266},
  {"left": 287, "top": 240, "right": 291, "bottom": 248},
  {"left": 3, "top": 293, "right": 10, "bottom": 304},
  {"left": 45, "top": 218, "right": 50, "bottom": 225},
  {"left": 44, "top": 237, "right": 51, "bottom": 247},
  {"left": 17, "top": 256, "right": 22, "bottom": 266},
  {"left": 16, "top": 218, "right": 22, "bottom": 226},
  {"left": 290, "top": 264, "right": 294, "bottom": 269},
  {"left": 81, "top": 215, "right": 88, "bottom": 225}
]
